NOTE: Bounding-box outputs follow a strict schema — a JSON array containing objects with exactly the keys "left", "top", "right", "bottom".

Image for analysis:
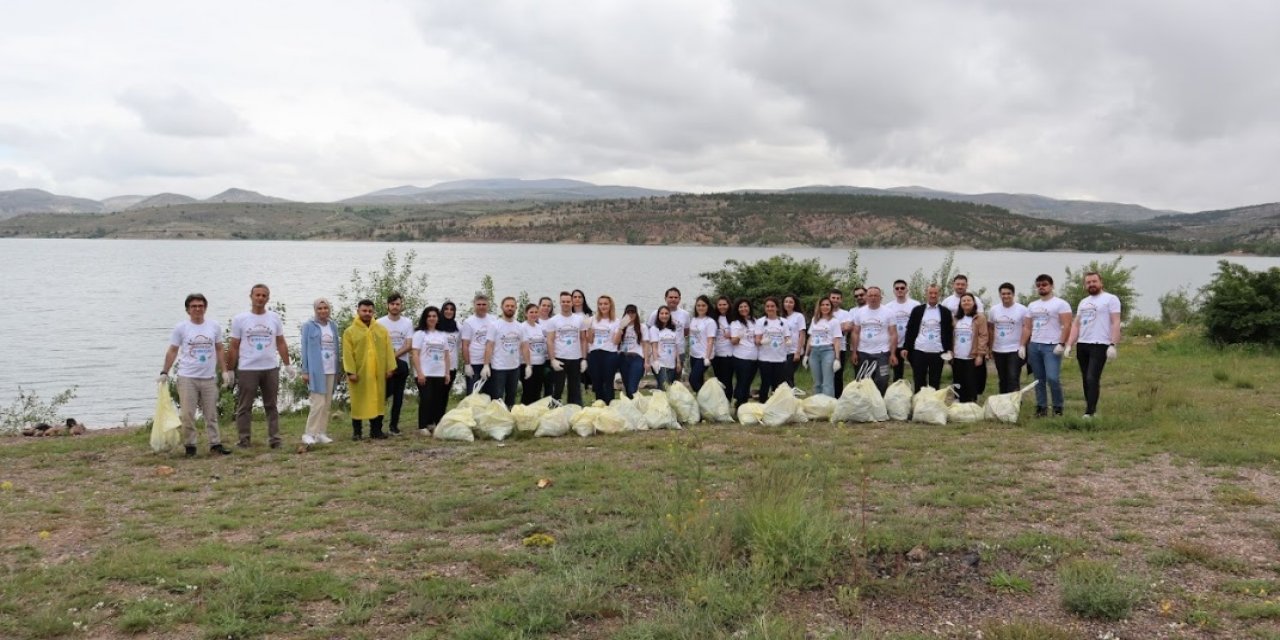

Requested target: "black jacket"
[{"left": 902, "top": 303, "right": 954, "bottom": 354}]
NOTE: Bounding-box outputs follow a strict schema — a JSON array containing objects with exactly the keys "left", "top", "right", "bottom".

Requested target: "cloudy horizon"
[{"left": 2, "top": 0, "right": 1278, "bottom": 212}]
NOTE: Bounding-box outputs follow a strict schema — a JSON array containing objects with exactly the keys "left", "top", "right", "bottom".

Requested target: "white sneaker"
[
  {"left": 1081, "top": 414, "right": 1093, "bottom": 419},
  {"left": 316, "top": 434, "right": 333, "bottom": 444},
  {"left": 301, "top": 434, "right": 316, "bottom": 445}
]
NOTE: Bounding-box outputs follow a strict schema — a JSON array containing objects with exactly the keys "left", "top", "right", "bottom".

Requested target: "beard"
[{"left": 1086, "top": 285, "right": 1101, "bottom": 295}]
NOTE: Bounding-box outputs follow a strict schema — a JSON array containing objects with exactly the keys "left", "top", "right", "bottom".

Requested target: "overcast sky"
[{"left": 1, "top": 0, "right": 1277, "bottom": 211}]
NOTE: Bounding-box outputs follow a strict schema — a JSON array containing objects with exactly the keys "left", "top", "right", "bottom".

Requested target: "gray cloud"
[{"left": 117, "top": 85, "right": 248, "bottom": 138}]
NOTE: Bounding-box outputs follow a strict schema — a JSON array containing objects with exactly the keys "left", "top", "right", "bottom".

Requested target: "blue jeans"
[
  {"left": 588, "top": 350, "right": 620, "bottom": 403},
  {"left": 732, "top": 357, "right": 758, "bottom": 406},
  {"left": 809, "top": 345, "right": 835, "bottom": 396},
  {"left": 490, "top": 367, "right": 520, "bottom": 408},
  {"left": 1027, "top": 342, "right": 1063, "bottom": 410},
  {"left": 620, "top": 354, "right": 645, "bottom": 398},
  {"left": 657, "top": 367, "right": 677, "bottom": 390},
  {"left": 689, "top": 356, "right": 709, "bottom": 392}
]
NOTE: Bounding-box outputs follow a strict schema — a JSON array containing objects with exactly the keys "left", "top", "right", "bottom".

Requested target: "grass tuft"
[{"left": 1059, "top": 559, "right": 1144, "bottom": 620}]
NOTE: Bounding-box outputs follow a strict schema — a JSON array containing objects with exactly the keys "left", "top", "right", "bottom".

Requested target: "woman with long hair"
[
  {"left": 520, "top": 302, "right": 549, "bottom": 405},
  {"left": 572, "top": 289, "right": 593, "bottom": 389},
  {"left": 729, "top": 298, "right": 759, "bottom": 407},
  {"left": 439, "top": 301, "right": 461, "bottom": 389},
  {"left": 587, "top": 295, "right": 620, "bottom": 402},
  {"left": 756, "top": 297, "right": 789, "bottom": 401},
  {"left": 687, "top": 295, "right": 717, "bottom": 392},
  {"left": 411, "top": 306, "right": 452, "bottom": 433},
  {"left": 710, "top": 296, "right": 735, "bottom": 393},
  {"left": 614, "top": 303, "right": 647, "bottom": 397},
  {"left": 648, "top": 306, "right": 681, "bottom": 390},
  {"left": 782, "top": 294, "right": 807, "bottom": 387},
  {"left": 951, "top": 293, "right": 990, "bottom": 403},
  {"left": 805, "top": 297, "right": 842, "bottom": 397}
]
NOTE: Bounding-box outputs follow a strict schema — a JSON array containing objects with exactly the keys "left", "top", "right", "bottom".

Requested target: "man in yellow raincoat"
[{"left": 342, "top": 299, "right": 397, "bottom": 440}]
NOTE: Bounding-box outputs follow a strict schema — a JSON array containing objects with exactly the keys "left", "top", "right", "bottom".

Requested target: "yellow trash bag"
[
  {"left": 644, "top": 391, "right": 681, "bottom": 430},
  {"left": 737, "top": 401, "right": 766, "bottom": 425},
  {"left": 150, "top": 382, "right": 182, "bottom": 452},
  {"left": 983, "top": 380, "right": 1039, "bottom": 424},
  {"left": 697, "top": 378, "right": 734, "bottom": 423},
  {"left": 832, "top": 379, "right": 887, "bottom": 423},
  {"left": 434, "top": 407, "right": 476, "bottom": 442},
  {"left": 884, "top": 379, "right": 913, "bottom": 421},
  {"left": 607, "top": 396, "right": 647, "bottom": 432},
  {"left": 571, "top": 406, "right": 603, "bottom": 437},
  {"left": 910, "top": 386, "right": 952, "bottom": 426},
  {"left": 535, "top": 405, "right": 579, "bottom": 438},
  {"left": 512, "top": 396, "right": 557, "bottom": 433},
  {"left": 762, "top": 383, "right": 806, "bottom": 427},
  {"left": 947, "top": 402, "right": 984, "bottom": 424},
  {"left": 457, "top": 385, "right": 492, "bottom": 412},
  {"left": 666, "top": 381, "right": 701, "bottom": 425},
  {"left": 472, "top": 400, "right": 515, "bottom": 441},
  {"left": 801, "top": 394, "right": 837, "bottom": 421}
]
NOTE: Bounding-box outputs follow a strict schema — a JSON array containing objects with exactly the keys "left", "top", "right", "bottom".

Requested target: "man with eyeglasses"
[
  {"left": 882, "top": 279, "right": 920, "bottom": 382},
  {"left": 460, "top": 294, "right": 496, "bottom": 396},
  {"left": 852, "top": 287, "right": 867, "bottom": 308},
  {"left": 160, "top": 293, "right": 233, "bottom": 457},
  {"left": 1022, "top": 274, "right": 1072, "bottom": 417}
]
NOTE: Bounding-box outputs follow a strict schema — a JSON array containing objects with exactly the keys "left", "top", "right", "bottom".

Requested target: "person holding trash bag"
[
  {"left": 850, "top": 286, "right": 899, "bottom": 395},
  {"left": 484, "top": 296, "right": 526, "bottom": 408},
  {"left": 343, "top": 299, "right": 397, "bottom": 440},
  {"left": 160, "top": 293, "right": 232, "bottom": 457},
  {"left": 755, "top": 297, "right": 790, "bottom": 401},
  {"left": 545, "top": 291, "right": 587, "bottom": 405},
  {"left": 227, "top": 283, "right": 293, "bottom": 449},
  {"left": 412, "top": 306, "right": 452, "bottom": 432},
  {"left": 460, "top": 295, "right": 496, "bottom": 398},
  {"left": 901, "top": 284, "right": 954, "bottom": 392},
  {"left": 950, "top": 293, "right": 990, "bottom": 403},
  {"left": 1066, "top": 271, "right": 1122, "bottom": 418}
]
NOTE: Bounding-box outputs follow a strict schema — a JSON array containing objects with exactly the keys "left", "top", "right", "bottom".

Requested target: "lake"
[{"left": 2, "top": 238, "right": 1276, "bottom": 426}]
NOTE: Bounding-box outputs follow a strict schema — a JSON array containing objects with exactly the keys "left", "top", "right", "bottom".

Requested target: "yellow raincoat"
[{"left": 342, "top": 319, "right": 396, "bottom": 420}]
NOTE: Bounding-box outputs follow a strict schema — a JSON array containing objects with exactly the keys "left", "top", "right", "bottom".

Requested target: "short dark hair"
[
  {"left": 357, "top": 299, "right": 375, "bottom": 308},
  {"left": 386, "top": 292, "right": 403, "bottom": 304},
  {"left": 1035, "top": 274, "right": 1054, "bottom": 286},
  {"left": 953, "top": 274, "right": 968, "bottom": 283},
  {"left": 893, "top": 279, "right": 907, "bottom": 287},
  {"left": 501, "top": 296, "right": 516, "bottom": 305},
  {"left": 999, "top": 282, "right": 1015, "bottom": 294},
  {"left": 184, "top": 293, "right": 208, "bottom": 309},
  {"left": 251, "top": 283, "right": 270, "bottom": 293},
  {"left": 1085, "top": 271, "right": 1102, "bottom": 280},
  {"left": 828, "top": 288, "right": 843, "bottom": 297},
  {"left": 665, "top": 287, "right": 681, "bottom": 297},
  {"left": 538, "top": 296, "right": 553, "bottom": 305}
]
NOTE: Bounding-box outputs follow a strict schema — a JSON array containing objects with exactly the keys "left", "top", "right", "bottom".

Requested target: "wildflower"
[
  {"left": 38, "top": 530, "right": 51, "bottom": 540},
  {"left": 522, "top": 533, "right": 556, "bottom": 548},
  {"left": 1, "top": 480, "right": 13, "bottom": 491}
]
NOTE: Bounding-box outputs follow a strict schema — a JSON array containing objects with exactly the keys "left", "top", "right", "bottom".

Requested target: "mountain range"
[{"left": 0, "top": 187, "right": 288, "bottom": 218}]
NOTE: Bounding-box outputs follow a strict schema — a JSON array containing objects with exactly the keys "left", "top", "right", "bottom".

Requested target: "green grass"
[{"left": 2, "top": 335, "right": 1280, "bottom": 638}]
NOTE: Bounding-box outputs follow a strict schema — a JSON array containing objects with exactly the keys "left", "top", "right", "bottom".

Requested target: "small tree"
[
  {"left": 1158, "top": 286, "right": 1200, "bottom": 327},
  {"left": 700, "top": 254, "right": 839, "bottom": 310},
  {"left": 1061, "top": 256, "right": 1137, "bottom": 322},
  {"left": 335, "top": 249, "right": 431, "bottom": 327},
  {"left": 1200, "top": 260, "right": 1280, "bottom": 345},
  {"left": 835, "top": 249, "right": 869, "bottom": 298},
  {"left": 1, "top": 386, "right": 77, "bottom": 434}
]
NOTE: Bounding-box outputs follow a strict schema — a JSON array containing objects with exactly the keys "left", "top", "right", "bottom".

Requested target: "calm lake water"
[{"left": 2, "top": 238, "right": 1276, "bottom": 426}]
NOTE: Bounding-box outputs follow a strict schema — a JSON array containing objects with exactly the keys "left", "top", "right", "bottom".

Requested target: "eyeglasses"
[{"left": 893, "top": 286, "right": 906, "bottom": 291}]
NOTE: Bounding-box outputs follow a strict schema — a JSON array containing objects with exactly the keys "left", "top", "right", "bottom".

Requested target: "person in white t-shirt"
[
  {"left": 988, "top": 282, "right": 1030, "bottom": 394},
  {"left": 1023, "top": 274, "right": 1073, "bottom": 417},
  {"left": 804, "top": 297, "right": 843, "bottom": 397},
  {"left": 756, "top": 297, "right": 790, "bottom": 401},
  {"left": 687, "top": 296, "right": 718, "bottom": 392},
  {"left": 850, "top": 287, "right": 899, "bottom": 394},
  {"left": 830, "top": 289, "right": 852, "bottom": 397},
  {"left": 411, "top": 306, "right": 452, "bottom": 432},
  {"left": 226, "top": 283, "right": 293, "bottom": 449},
  {"left": 537, "top": 296, "right": 556, "bottom": 398},
  {"left": 376, "top": 293, "right": 415, "bottom": 435},
  {"left": 883, "top": 279, "right": 920, "bottom": 382},
  {"left": 484, "top": 296, "right": 526, "bottom": 408},
  {"left": 648, "top": 287, "right": 691, "bottom": 376},
  {"left": 614, "top": 304, "right": 648, "bottom": 397},
  {"left": 160, "top": 293, "right": 232, "bottom": 457},
  {"left": 300, "top": 297, "right": 342, "bottom": 446},
  {"left": 950, "top": 293, "right": 990, "bottom": 403},
  {"left": 710, "top": 296, "right": 736, "bottom": 394},
  {"left": 545, "top": 291, "right": 586, "bottom": 405},
  {"left": 648, "top": 306, "right": 683, "bottom": 390},
  {"left": 942, "top": 274, "right": 987, "bottom": 396},
  {"left": 781, "top": 294, "right": 807, "bottom": 388},
  {"left": 440, "top": 301, "right": 461, "bottom": 386},
  {"left": 460, "top": 295, "right": 495, "bottom": 397},
  {"left": 1066, "top": 271, "right": 1122, "bottom": 418},
  {"left": 521, "top": 303, "right": 550, "bottom": 405},
  {"left": 586, "top": 295, "right": 621, "bottom": 402},
  {"left": 729, "top": 298, "right": 761, "bottom": 406}
]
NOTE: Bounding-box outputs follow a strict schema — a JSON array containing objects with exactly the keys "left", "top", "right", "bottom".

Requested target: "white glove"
[
  {"left": 1017, "top": 347, "right": 1026, "bottom": 360},
  {"left": 283, "top": 364, "right": 297, "bottom": 378},
  {"left": 802, "top": 355, "right": 810, "bottom": 369},
  {"left": 523, "top": 364, "right": 532, "bottom": 380},
  {"left": 221, "top": 371, "right": 235, "bottom": 387},
  {"left": 651, "top": 363, "right": 661, "bottom": 375},
  {"left": 703, "top": 357, "right": 712, "bottom": 368},
  {"left": 1106, "top": 345, "right": 1117, "bottom": 361},
  {"left": 832, "top": 358, "right": 841, "bottom": 373},
  {"left": 941, "top": 351, "right": 953, "bottom": 362},
  {"left": 156, "top": 373, "right": 169, "bottom": 385},
  {"left": 581, "top": 359, "right": 588, "bottom": 374},
  {"left": 550, "top": 359, "right": 563, "bottom": 372},
  {"left": 1052, "top": 344, "right": 1064, "bottom": 356},
  {"left": 1063, "top": 346, "right": 1071, "bottom": 359},
  {"left": 480, "top": 364, "right": 492, "bottom": 379}
]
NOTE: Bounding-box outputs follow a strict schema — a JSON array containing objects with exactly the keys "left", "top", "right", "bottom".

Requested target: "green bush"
[
  {"left": 701, "top": 254, "right": 840, "bottom": 309},
  {"left": 732, "top": 462, "right": 848, "bottom": 589},
  {"left": 1199, "top": 260, "right": 1280, "bottom": 346},
  {"left": 1058, "top": 559, "right": 1144, "bottom": 620},
  {"left": 0, "top": 386, "right": 77, "bottom": 434},
  {"left": 1124, "top": 315, "right": 1164, "bottom": 337},
  {"left": 1158, "top": 286, "right": 1200, "bottom": 326},
  {"left": 1061, "top": 256, "right": 1137, "bottom": 322}
]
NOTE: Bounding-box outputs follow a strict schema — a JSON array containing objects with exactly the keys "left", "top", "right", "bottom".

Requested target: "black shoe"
[
  {"left": 185, "top": 445, "right": 197, "bottom": 457},
  {"left": 1053, "top": 408, "right": 1063, "bottom": 416},
  {"left": 389, "top": 426, "right": 401, "bottom": 435},
  {"left": 1034, "top": 407, "right": 1048, "bottom": 418},
  {"left": 210, "top": 444, "right": 233, "bottom": 455},
  {"left": 370, "top": 431, "right": 389, "bottom": 440},
  {"left": 269, "top": 441, "right": 281, "bottom": 449},
  {"left": 352, "top": 432, "right": 363, "bottom": 441},
  {"left": 237, "top": 440, "right": 251, "bottom": 449}
]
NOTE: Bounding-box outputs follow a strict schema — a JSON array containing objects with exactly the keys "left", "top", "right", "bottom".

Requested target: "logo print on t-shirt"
[{"left": 245, "top": 324, "right": 273, "bottom": 351}]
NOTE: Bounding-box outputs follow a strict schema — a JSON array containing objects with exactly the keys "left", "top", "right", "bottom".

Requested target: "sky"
[{"left": 1, "top": 0, "right": 1277, "bottom": 212}]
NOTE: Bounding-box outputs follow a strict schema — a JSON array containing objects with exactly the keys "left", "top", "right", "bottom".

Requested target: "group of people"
[{"left": 159, "top": 271, "right": 1122, "bottom": 456}]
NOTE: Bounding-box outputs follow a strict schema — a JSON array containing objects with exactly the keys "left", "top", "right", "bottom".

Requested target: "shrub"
[
  {"left": 1123, "top": 315, "right": 1163, "bottom": 337},
  {"left": 0, "top": 386, "right": 77, "bottom": 435},
  {"left": 1158, "top": 286, "right": 1200, "bottom": 326},
  {"left": 1059, "top": 559, "right": 1144, "bottom": 620},
  {"left": 700, "top": 254, "right": 840, "bottom": 310},
  {"left": 732, "top": 462, "right": 848, "bottom": 588},
  {"left": 1061, "top": 256, "right": 1137, "bottom": 322},
  {"left": 1199, "top": 260, "right": 1280, "bottom": 346}
]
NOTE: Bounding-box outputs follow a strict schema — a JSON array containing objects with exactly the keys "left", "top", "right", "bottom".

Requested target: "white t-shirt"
[
  {"left": 730, "top": 319, "right": 760, "bottom": 360},
  {"left": 834, "top": 308, "right": 855, "bottom": 346},
  {"left": 808, "top": 317, "right": 838, "bottom": 349},
  {"left": 444, "top": 330, "right": 460, "bottom": 371},
  {"left": 647, "top": 307, "right": 691, "bottom": 332},
  {"left": 545, "top": 313, "right": 586, "bottom": 360},
  {"left": 412, "top": 330, "right": 449, "bottom": 377},
  {"left": 377, "top": 316, "right": 415, "bottom": 363},
  {"left": 784, "top": 312, "right": 805, "bottom": 355},
  {"left": 1076, "top": 292, "right": 1122, "bottom": 345},
  {"left": 169, "top": 320, "right": 222, "bottom": 378},
  {"left": 713, "top": 316, "right": 734, "bottom": 358},
  {"left": 648, "top": 325, "right": 682, "bottom": 369},
  {"left": 942, "top": 293, "right": 984, "bottom": 315},
  {"left": 953, "top": 316, "right": 975, "bottom": 360},
  {"left": 460, "top": 315, "right": 494, "bottom": 365},
  {"left": 1027, "top": 297, "right": 1073, "bottom": 345},
  {"left": 915, "top": 305, "right": 945, "bottom": 353},
  {"left": 883, "top": 298, "right": 919, "bottom": 348},
  {"left": 587, "top": 317, "right": 619, "bottom": 353},
  {"left": 756, "top": 317, "right": 789, "bottom": 363},
  {"left": 616, "top": 322, "right": 646, "bottom": 357},
  {"left": 853, "top": 306, "right": 896, "bottom": 354},
  {"left": 486, "top": 318, "right": 525, "bottom": 370},
  {"left": 688, "top": 316, "right": 717, "bottom": 359},
  {"left": 524, "top": 321, "right": 548, "bottom": 365},
  {"left": 231, "top": 310, "right": 284, "bottom": 371},
  {"left": 989, "top": 303, "right": 1029, "bottom": 353},
  {"left": 320, "top": 323, "right": 337, "bottom": 375}
]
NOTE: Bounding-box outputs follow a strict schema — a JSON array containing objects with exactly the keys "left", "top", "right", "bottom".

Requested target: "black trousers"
[
  {"left": 909, "top": 350, "right": 944, "bottom": 391},
  {"left": 491, "top": 367, "right": 520, "bottom": 408},
  {"left": 758, "top": 360, "right": 785, "bottom": 401},
  {"left": 352, "top": 415, "right": 384, "bottom": 437},
  {"left": 521, "top": 363, "right": 548, "bottom": 405},
  {"left": 950, "top": 358, "right": 979, "bottom": 403},
  {"left": 732, "top": 357, "right": 758, "bottom": 406},
  {"left": 712, "top": 356, "right": 734, "bottom": 395},
  {"left": 993, "top": 351, "right": 1023, "bottom": 394},
  {"left": 384, "top": 359, "right": 410, "bottom": 430},
  {"left": 856, "top": 351, "right": 891, "bottom": 395},
  {"left": 834, "top": 349, "right": 849, "bottom": 397},
  {"left": 783, "top": 355, "right": 798, "bottom": 388},
  {"left": 891, "top": 351, "right": 906, "bottom": 382},
  {"left": 1077, "top": 344, "right": 1109, "bottom": 415},
  {"left": 975, "top": 358, "right": 988, "bottom": 396},
  {"left": 416, "top": 377, "right": 448, "bottom": 430},
  {"left": 550, "top": 358, "right": 583, "bottom": 406}
]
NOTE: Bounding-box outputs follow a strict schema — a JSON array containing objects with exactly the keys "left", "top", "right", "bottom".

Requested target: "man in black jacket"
[{"left": 900, "top": 284, "right": 954, "bottom": 391}]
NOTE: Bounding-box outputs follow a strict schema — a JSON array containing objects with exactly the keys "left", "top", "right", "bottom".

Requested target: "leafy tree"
[
  {"left": 906, "top": 251, "right": 959, "bottom": 303},
  {"left": 1200, "top": 260, "right": 1280, "bottom": 345},
  {"left": 1060, "top": 257, "right": 1137, "bottom": 322},
  {"left": 700, "top": 254, "right": 839, "bottom": 310},
  {"left": 335, "top": 249, "right": 431, "bottom": 327},
  {"left": 835, "top": 249, "right": 869, "bottom": 297},
  {"left": 1158, "top": 286, "right": 1200, "bottom": 327},
  {"left": 0, "top": 386, "right": 77, "bottom": 434}
]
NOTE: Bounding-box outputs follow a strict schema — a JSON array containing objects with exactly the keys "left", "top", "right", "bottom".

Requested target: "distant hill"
[
  {"left": 0, "top": 189, "right": 102, "bottom": 218},
  {"left": 126, "top": 193, "right": 199, "bottom": 210},
  {"left": 345, "top": 178, "right": 675, "bottom": 205},
  {"left": 204, "top": 188, "right": 290, "bottom": 204},
  {"left": 1111, "top": 202, "right": 1280, "bottom": 254},
  {"left": 776, "top": 185, "right": 1178, "bottom": 224},
  {"left": 100, "top": 195, "right": 149, "bottom": 212}
]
